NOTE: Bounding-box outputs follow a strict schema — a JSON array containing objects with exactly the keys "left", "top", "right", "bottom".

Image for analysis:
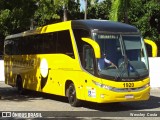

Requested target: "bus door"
[{"left": 83, "top": 44, "right": 98, "bottom": 100}]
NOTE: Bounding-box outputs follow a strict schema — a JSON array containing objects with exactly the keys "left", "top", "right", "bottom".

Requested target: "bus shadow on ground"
[
  {"left": 0, "top": 86, "right": 160, "bottom": 112},
  {"left": 0, "top": 87, "right": 68, "bottom": 102},
  {"left": 81, "top": 95, "right": 160, "bottom": 111}
]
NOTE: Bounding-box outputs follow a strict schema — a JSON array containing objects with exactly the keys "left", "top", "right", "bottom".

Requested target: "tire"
[
  {"left": 16, "top": 77, "right": 24, "bottom": 95},
  {"left": 68, "top": 83, "right": 81, "bottom": 107}
]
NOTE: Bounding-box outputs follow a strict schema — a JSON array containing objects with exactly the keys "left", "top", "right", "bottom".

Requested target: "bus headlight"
[
  {"left": 145, "top": 83, "right": 150, "bottom": 88},
  {"left": 92, "top": 80, "right": 150, "bottom": 92},
  {"left": 92, "top": 80, "right": 114, "bottom": 90}
]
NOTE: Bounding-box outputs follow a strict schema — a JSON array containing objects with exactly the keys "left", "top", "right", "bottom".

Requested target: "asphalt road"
[{"left": 0, "top": 81, "right": 160, "bottom": 120}]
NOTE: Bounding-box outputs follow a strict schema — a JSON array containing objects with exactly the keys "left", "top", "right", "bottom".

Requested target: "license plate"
[{"left": 125, "top": 94, "right": 134, "bottom": 99}]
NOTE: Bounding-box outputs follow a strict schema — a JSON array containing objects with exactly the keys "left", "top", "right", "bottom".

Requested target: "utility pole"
[
  {"left": 63, "top": 4, "right": 67, "bottom": 21},
  {"left": 84, "top": 0, "right": 87, "bottom": 19}
]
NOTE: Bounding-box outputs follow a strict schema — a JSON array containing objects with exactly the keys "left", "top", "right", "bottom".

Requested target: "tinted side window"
[
  {"left": 57, "top": 30, "right": 74, "bottom": 58},
  {"left": 43, "top": 33, "right": 57, "bottom": 54},
  {"left": 5, "top": 38, "right": 20, "bottom": 55},
  {"left": 4, "top": 30, "right": 74, "bottom": 58},
  {"left": 4, "top": 40, "right": 14, "bottom": 55},
  {"left": 73, "top": 29, "right": 90, "bottom": 62}
]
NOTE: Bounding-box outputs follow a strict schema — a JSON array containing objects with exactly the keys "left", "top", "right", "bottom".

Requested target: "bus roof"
[
  {"left": 5, "top": 20, "right": 139, "bottom": 40},
  {"left": 71, "top": 20, "right": 139, "bottom": 33}
]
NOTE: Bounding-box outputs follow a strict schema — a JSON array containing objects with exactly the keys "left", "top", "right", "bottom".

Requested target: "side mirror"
[
  {"left": 144, "top": 39, "right": 157, "bottom": 57},
  {"left": 81, "top": 38, "right": 101, "bottom": 58}
]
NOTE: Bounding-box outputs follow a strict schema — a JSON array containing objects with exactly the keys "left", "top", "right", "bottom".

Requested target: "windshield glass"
[{"left": 93, "top": 33, "right": 149, "bottom": 81}]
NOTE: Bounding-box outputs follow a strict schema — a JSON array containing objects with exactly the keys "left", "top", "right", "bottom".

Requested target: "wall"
[
  {"left": 149, "top": 57, "right": 160, "bottom": 87},
  {"left": 0, "top": 60, "right": 4, "bottom": 81}
]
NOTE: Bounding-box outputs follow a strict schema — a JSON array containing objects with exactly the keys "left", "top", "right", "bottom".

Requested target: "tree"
[
  {"left": 54, "top": 0, "right": 68, "bottom": 21},
  {"left": 110, "top": 0, "right": 160, "bottom": 41},
  {"left": 83, "top": 0, "right": 100, "bottom": 19},
  {"left": 0, "top": 0, "right": 37, "bottom": 35},
  {"left": 109, "top": 0, "right": 131, "bottom": 23},
  {"left": 87, "top": 0, "right": 112, "bottom": 19},
  {"left": 34, "top": 0, "right": 81, "bottom": 26},
  {"left": 126, "top": 0, "right": 160, "bottom": 40},
  {"left": 33, "top": 0, "right": 61, "bottom": 26},
  {"left": 109, "top": 0, "right": 120, "bottom": 21},
  {"left": 0, "top": 0, "right": 37, "bottom": 53},
  {"left": 68, "top": 0, "right": 81, "bottom": 20}
]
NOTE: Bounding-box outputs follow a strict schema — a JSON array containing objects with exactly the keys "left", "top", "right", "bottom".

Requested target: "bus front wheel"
[{"left": 68, "top": 83, "right": 81, "bottom": 107}]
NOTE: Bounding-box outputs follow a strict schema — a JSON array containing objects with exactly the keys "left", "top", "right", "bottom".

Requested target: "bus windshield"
[{"left": 93, "top": 33, "right": 149, "bottom": 81}]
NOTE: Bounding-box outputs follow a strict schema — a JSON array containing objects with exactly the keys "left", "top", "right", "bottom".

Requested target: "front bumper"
[{"left": 95, "top": 87, "right": 150, "bottom": 103}]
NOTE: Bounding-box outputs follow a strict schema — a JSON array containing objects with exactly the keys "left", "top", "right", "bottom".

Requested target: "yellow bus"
[{"left": 4, "top": 20, "right": 150, "bottom": 107}]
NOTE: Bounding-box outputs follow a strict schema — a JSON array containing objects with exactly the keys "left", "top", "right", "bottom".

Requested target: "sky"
[
  {"left": 80, "top": 0, "right": 85, "bottom": 11},
  {"left": 80, "top": 0, "right": 104, "bottom": 11}
]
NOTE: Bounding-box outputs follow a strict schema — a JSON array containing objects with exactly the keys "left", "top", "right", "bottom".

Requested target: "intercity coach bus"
[{"left": 4, "top": 20, "right": 150, "bottom": 106}]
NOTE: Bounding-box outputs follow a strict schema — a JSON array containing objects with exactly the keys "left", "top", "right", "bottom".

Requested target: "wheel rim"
[{"left": 68, "top": 86, "right": 76, "bottom": 104}]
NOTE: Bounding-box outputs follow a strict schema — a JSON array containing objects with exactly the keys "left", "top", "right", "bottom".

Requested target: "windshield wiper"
[
  {"left": 114, "top": 35, "right": 128, "bottom": 80},
  {"left": 115, "top": 35, "right": 140, "bottom": 80},
  {"left": 115, "top": 34, "right": 140, "bottom": 80}
]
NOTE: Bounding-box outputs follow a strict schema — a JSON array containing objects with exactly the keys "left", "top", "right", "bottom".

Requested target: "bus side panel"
[
  {"left": 39, "top": 54, "right": 84, "bottom": 96},
  {"left": 4, "top": 55, "right": 16, "bottom": 86},
  {"left": 4, "top": 55, "right": 42, "bottom": 91}
]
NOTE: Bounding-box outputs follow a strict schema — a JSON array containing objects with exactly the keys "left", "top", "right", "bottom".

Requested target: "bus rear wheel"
[
  {"left": 68, "top": 83, "right": 81, "bottom": 107},
  {"left": 16, "top": 76, "right": 24, "bottom": 94}
]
